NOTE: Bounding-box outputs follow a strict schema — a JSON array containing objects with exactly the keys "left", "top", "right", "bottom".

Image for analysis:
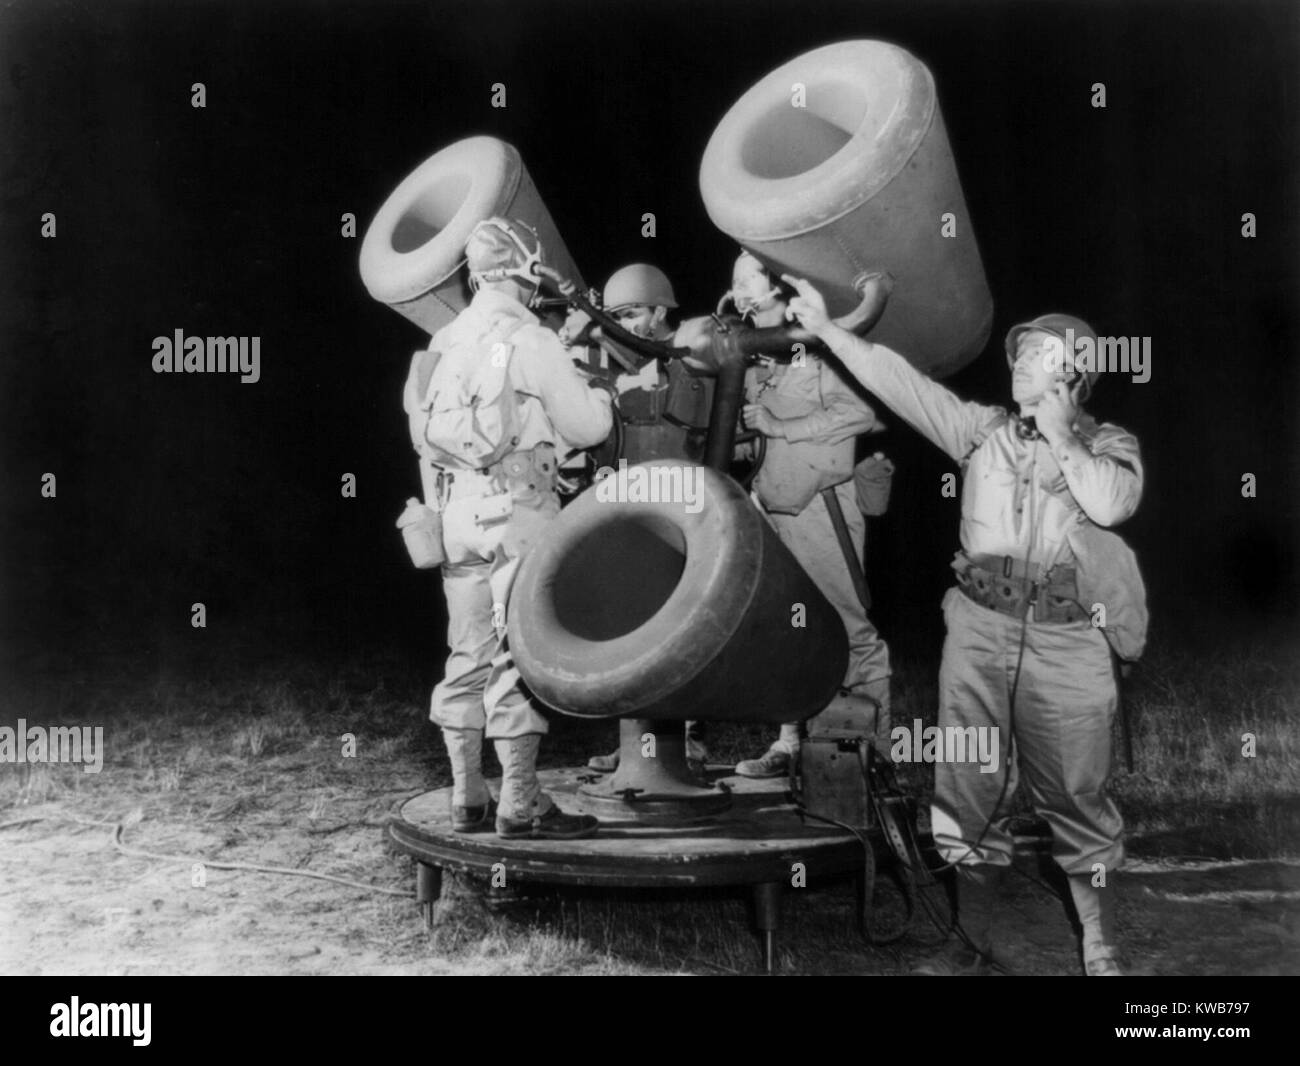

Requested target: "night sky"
[{"left": 2, "top": 0, "right": 1296, "bottom": 680}]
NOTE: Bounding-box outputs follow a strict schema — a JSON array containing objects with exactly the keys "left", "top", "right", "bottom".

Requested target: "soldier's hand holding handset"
[{"left": 1033, "top": 379, "right": 1080, "bottom": 445}]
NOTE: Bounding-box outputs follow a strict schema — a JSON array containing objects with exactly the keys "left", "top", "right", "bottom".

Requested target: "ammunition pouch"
[
  {"left": 663, "top": 363, "right": 714, "bottom": 429},
  {"left": 617, "top": 382, "right": 666, "bottom": 426},
  {"left": 430, "top": 445, "right": 562, "bottom": 565},
  {"left": 853, "top": 453, "right": 894, "bottom": 516},
  {"left": 953, "top": 553, "right": 1088, "bottom": 624}
]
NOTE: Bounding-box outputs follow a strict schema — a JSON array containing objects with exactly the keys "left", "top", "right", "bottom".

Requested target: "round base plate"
[{"left": 387, "top": 766, "right": 870, "bottom": 888}]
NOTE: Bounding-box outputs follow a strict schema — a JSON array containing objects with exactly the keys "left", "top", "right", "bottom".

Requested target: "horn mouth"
[
  {"left": 360, "top": 137, "right": 519, "bottom": 308},
  {"left": 701, "top": 41, "right": 934, "bottom": 240},
  {"left": 389, "top": 172, "right": 473, "bottom": 255},
  {"left": 359, "top": 137, "right": 587, "bottom": 336}
]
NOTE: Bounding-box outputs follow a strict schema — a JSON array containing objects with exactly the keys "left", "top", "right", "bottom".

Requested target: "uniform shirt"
[
  {"left": 822, "top": 333, "right": 1143, "bottom": 571},
  {"left": 407, "top": 288, "right": 613, "bottom": 458},
  {"left": 746, "top": 354, "right": 883, "bottom": 513}
]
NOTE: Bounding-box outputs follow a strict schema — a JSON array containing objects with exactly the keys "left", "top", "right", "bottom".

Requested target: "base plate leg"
[
  {"left": 416, "top": 862, "right": 442, "bottom": 931},
  {"left": 753, "top": 881, "right": 782, "bottom": 974}
]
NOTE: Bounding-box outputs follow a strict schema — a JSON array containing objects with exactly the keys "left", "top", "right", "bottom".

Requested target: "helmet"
[
  {"left": 1004, "top": 313, "right": 1100, "bottom": 400},
  {"left": 466, "top": 217, "right": 544, "bottom": 293},
  {"left": 602, "top": 263, "right": 677, "bottom": 311}
]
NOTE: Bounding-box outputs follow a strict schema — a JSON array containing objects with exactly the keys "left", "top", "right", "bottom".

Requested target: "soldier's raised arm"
[{"left": 783, "top": 274, "right": 1002, "bottom": 463}]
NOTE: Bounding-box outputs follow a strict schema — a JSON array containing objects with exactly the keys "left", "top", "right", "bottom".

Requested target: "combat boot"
[
  {"left": 442, "top": 727, "right": 493, "bottom": 832},
  {"left": 912, "top": 865, "right": 1006, "bottom": 975},
  {"left": 494, "top": 734, "right": 599, "bottom": 840},
  {"left": 451, "top": 798, "right": 497, "bottom": 834},
  {"left": 586, "top": 749, "right": 619, "bottom": 773},
  {"left": 1068, "top": 874, "right": 1123, "bottom": 976}
]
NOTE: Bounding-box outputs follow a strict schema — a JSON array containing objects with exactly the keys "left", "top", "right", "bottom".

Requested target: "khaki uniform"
[
  {"left": 821, "top": 333, "right": 1144, "bottom": 875},
  {"left": 747, "top": 356, "right": 891, "bottom": 701},
  {"left": 404, "top": 289, "right": 613, "bottom": 745}
]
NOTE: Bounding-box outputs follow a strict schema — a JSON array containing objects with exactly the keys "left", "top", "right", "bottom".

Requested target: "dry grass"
[{"left": 1, "top": 627, "right": 1296, "bottom": 974}]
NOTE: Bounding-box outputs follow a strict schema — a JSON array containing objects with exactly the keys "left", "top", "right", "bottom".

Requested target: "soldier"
[
  {"left": 782, "top": 274, "right": 1145, "bottom": 976},
  {"left": 580, "top": 263, "right": 712, "bottom": 773},
  {"left": 727, "top": 251, "right": 893, "bottom": 778},
  {"left": 403, "top": 216, "right": 614, "bottom": 840}
]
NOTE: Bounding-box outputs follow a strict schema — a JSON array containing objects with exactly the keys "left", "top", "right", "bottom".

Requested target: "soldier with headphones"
[
  {"left": 783, "top": 276, "right": 1147, "bottom": 977},
  {"left": 723, "top": 251, "right": 894, "bottom": 779},
  {"left": 403, "top": 216, "right": 614, "bottom": 840}
]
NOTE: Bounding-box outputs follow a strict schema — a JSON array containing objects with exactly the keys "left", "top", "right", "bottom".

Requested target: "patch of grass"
[{"left": 2, "top": 623, "right": 1296, "bottom": 975}]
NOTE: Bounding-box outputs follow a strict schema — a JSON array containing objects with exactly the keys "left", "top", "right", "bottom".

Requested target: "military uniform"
[
  {"left": 404, "top": 287, "right": 612, "bottom": 814},
  {"left": 613, "top": 355, "right": 713, "bottom": 464},
  {"left": 747, "top": 355, "right": 892, "bottom": 714},
  {"left": 818, "top": 332, "right": 1144, "bottom": 880}
]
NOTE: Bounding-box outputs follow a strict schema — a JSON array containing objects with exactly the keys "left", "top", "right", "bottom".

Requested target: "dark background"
[{"left": 1, "top": 0, "right": 1296, "bottom": 681}]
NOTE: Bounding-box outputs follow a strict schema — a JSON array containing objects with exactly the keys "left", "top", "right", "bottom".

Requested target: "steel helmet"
[
  {"left": 602, "top": 263, "right": 678, "bottom": 311},
  {"left": 1005, "top": 313, "right": 1101, "bottom": 400},
  {"left": 466, "top": 216, "right": 545, "bottom": 293}
]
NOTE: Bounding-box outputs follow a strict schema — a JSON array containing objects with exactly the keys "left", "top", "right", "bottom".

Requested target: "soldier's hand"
[
  {"left": 560, "top": 308, "right": 593, "bottom": 348},
  {"left": 1035, "top": 382, "right": 1077, "bottom": 442},
  {"left": 782, "top": 274, "right": 831, "bottom": 333},
  {"left": 742, "top": 403, "right": 784, "bottom": 439}
]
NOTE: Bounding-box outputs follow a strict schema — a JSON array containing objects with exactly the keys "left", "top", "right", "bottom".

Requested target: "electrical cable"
[{"left": 1, "top": 811, "right": 415, "bottom": 898}]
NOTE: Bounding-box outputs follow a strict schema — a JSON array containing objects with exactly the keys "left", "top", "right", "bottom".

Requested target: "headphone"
[{"left": 467, "top": 218, "right": 544, "bottom": 294}]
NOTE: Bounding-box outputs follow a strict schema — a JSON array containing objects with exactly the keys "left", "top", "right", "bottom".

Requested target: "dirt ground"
[{"left": 3, "top": 792, "right": 1298, "bottom": 977}]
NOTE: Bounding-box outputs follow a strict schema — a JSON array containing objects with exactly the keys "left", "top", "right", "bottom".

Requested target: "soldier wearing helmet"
[
  {"left": 725, "top": 251, "right": 893, "bottom": 780},
  {"left": 404, "top": 216, "right": 614, "bottom": 840},
  {"left": 581, "top": 262, "right": 713, "bottom": 774},
  {"left": 782, "top": 275, "right": 1147, "bottom": 977},
  {"left": 594, "top": 263, "right": 714, "bottom": 465}
]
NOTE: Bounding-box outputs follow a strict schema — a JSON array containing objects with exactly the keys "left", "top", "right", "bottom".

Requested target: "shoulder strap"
[
  {"left": 959, "top": 412, "right": 1010, "bottom": 472},
  {"left": 411, "top": 347, "right": 442, "bottom": 402}
]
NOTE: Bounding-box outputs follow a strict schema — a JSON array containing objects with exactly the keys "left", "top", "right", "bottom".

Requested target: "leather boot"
[
  {"left": 1068, "top": 874, "right": 1123, "bottom": 976},
  {"left": 912, "top": 865, "right": 1006, "bottom": 975},
  {"left": 441, "top": 728, "right": 494, "bottom": 832},
  {"left": 494, "top": 734, "right": 598, "bottom": 840}
]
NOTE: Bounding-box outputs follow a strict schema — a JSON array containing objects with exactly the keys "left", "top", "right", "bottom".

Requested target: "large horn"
[
  {"left": 509, "top": 462, "right": 847, "bottom": 723},
  {"left": 359, "top": 136, "right": 584, "bottom": 335},
  {"left": 700, "top": 40, "right": 993, "bottom": 377}
]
